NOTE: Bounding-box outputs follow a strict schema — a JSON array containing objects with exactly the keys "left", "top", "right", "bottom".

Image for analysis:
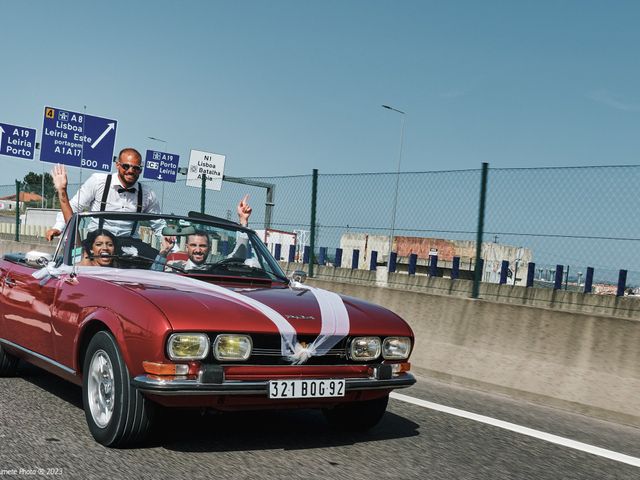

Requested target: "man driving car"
[
  {"left": 151, "top": 195, "right": 253, "bottom": 271},
  {"left": 152, "top": 231, "right": 211, "bottom": 271}
]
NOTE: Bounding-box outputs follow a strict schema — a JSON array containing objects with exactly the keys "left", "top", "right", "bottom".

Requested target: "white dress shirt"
[{"left": 52, "top": 173, "right": 163, "bottom": 236}]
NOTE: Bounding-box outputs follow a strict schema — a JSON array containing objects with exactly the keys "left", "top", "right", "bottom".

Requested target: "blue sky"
[{"left": 1, "top": 0, "right": 640, "bottom": 184}]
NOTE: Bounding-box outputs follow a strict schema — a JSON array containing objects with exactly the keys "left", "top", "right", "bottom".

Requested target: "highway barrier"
[{"left": 282, "top": 262, "right": 640, "bottom": 428}]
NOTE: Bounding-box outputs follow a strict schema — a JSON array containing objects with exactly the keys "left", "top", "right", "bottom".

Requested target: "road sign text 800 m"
[
  {"left": 40, "top": 106, "right": 118, "bottom": 172},
  {"left": 81, "top": 159, "right": 104, "bottom": 169}
]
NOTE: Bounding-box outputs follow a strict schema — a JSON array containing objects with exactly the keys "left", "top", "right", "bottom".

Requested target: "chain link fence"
[
  {"left": 4, "top": 164, "right": 639, "bottom": 293},
  {"left": 485, "top": 166, "right": 640, "bottom": 291}
]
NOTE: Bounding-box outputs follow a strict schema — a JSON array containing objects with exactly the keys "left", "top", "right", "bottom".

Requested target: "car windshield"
[{"left": 62, "top": 211, "right": 288, "bottom": 283}]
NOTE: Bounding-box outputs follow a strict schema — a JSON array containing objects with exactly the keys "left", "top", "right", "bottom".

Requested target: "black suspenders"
[
  {"left": 130, "top": 184, "right": 142, "bottom": 236},
  {"left": 97, "top": 174, "right": 143, "bottom": 235},
  {"left": 98, "top": 174, "right": 112, "bottom": 230}
]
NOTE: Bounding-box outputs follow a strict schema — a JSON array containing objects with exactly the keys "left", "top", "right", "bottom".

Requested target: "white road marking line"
[{"left": 390, "top": 392, "right": 640, "bottom": 468}]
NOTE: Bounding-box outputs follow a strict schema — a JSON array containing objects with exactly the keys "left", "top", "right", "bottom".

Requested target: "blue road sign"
[
  {"left": 143, "top": 150, "right": 179, "bottom": 183},
  {"left": 40, "top": 106, "right": 118, "bottom": 172},
  {"left": 0, "top": 122, "right": 36, "bottom": 160}
]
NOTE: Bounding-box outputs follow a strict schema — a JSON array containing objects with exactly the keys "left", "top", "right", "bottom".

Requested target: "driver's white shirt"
[
  {"left": 185, "top": 259, "right": 207, "bottom": 270},
  {"left": 51, "top": 173, "right": 163, "bottom": 236}
]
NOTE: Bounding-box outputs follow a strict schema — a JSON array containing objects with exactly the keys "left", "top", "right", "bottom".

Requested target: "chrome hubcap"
[{"left": 87, "top": 350, "right": 115, "bottom": 428}]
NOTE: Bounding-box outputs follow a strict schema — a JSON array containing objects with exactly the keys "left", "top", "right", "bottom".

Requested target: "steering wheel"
[{"left": 212, "top": 257, "right": 246, "bottom": 267}]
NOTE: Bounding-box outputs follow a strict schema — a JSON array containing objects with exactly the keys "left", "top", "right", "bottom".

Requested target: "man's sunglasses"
[{"left": 118, "top": 163, "right": 142, "bottom": 172}]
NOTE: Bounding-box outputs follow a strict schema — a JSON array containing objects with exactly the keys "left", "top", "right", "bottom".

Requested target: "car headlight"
[
  {"left": 382, "top": 337, "right": 412, "bottom": 360},
  {"left": 350, "top": 337, "right": 381, "bottom": 361},
  {"left": 213, "top": 334, "right": 252, "bottom": 361},
  {"left": 167, "top": 333, "right": 210, "bottom": 361}
]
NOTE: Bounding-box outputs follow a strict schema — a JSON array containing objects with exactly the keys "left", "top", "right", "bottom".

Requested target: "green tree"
[{"left": 21, "top": 171, "right": 56, "bottom": 208}]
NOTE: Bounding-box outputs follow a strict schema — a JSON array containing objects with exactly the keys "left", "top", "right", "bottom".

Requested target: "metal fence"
[{"left": 5, "top": 163, "right": 640, "bottom": 293}]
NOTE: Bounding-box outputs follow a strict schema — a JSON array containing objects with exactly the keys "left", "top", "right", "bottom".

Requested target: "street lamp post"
[
  {"left": 148, "top": 136, "right": 168, "bottom": 209},
  {"left": 382, "top": 105, "right": 406, "bottom": 270}
]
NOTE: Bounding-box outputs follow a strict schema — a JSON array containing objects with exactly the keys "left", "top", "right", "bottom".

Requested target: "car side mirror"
[
  {"left": 25, "top": 251, "right": 53, "bottom": 268},
  {"left": 291, "top": 270, "right": 307, "bottom": 284}
]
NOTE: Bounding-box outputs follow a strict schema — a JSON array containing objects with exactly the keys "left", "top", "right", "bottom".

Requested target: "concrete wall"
[
  {"left": 308, "top": 277, "right": 640, "bottom": 427},
  {"left": 298, "top": 264, "right": 640, "bottom": 320},
  {"left": 0, "top": 223, "right": 49, "bottom": 238},
  {"left": 281, "top": 263, "right": 640, "bottom": 427},
  {"left": 0, "top": 237, "right": 55, "bottom": 257}
]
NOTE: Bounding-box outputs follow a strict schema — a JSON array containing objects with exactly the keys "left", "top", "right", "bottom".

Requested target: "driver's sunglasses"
[{"left": 119, "top": 163, "right": 142, "bottom": 172}]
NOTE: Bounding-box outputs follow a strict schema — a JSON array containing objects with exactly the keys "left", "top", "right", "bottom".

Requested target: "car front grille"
[{"left": 206, "top": 333, "right": 368, "bottom": 366}]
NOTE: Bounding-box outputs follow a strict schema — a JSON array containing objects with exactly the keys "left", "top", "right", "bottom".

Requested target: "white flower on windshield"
[
  {"left": 244, "top": 257, "right": 260, "bottom": 268},
  {"left": 121, "top": 246, "right": 138, "bottom": 256}
]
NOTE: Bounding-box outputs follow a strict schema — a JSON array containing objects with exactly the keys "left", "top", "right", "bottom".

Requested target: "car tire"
[
  {"left": 0, "top": 344, "right": 19, "bottom": 376},
  {"left": 82, "top": 331, "right": 155, "bottom": 447},
  {"left": 323, "top": 394, "right": 389, "bottom": 431}
]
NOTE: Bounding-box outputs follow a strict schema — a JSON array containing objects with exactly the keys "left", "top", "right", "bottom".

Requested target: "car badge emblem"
[{"left": 284, "top": 314, "right": 315, "bottom": 320}]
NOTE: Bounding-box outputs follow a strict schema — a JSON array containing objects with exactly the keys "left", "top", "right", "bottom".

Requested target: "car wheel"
[
  {"left": 82, "top": 331, "right": 155, "bottom": 447},
  {"left": 0, "top": 344, "right": 19, "bottom": 376},
  {"left": 323, "top": 394, "right": 389, "bottom": 431}
]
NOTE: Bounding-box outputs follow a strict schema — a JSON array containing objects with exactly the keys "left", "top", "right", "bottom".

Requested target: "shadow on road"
[
  {"left": 18, "top": 362, "right": 83, "bottom": 409},
  {"left": 155, "top": 408, "right": 420, "bottom": 452},
  {"left": 17, "top": 362, "right": 420, "bottom": 452}
]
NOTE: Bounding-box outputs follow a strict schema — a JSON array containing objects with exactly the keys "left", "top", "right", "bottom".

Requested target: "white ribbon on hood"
[
  {"left": 43, "top": 267, "right": 350, "bottom": 365},
  {"left": 286, "top": 282, "right": 350, "bottom": 364},
  {"left": 32, "top": 263, "right": 75, "bottom": 280}
]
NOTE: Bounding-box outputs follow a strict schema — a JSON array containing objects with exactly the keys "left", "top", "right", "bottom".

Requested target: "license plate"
[{"left": 268, "top": 379, "right": 345, "bottom": 399}]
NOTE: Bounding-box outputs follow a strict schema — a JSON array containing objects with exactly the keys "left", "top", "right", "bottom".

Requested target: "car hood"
[{"left": 82, "top": 268, "right": 413, "bottom": 338}]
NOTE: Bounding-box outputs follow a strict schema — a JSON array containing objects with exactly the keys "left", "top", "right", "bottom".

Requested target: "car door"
[{"left": 0, "top": 260, "right": 58, "bottom": 360}]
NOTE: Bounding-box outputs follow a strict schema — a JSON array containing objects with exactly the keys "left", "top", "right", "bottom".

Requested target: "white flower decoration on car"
[
  {"left": 121, "top": 246, "right": 138, "bottom": 256},
  {"left": 244, "top": 257, "right": 261, "bottom": 268}
]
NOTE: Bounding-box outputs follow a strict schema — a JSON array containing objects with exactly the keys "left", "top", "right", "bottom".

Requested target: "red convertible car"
[{"left": 0, "top": 211, "right": 415, "bottom": 447}]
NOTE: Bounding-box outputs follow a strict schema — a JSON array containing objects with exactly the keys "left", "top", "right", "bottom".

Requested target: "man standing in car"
[{"left": 47, "top": 147, "right": 163, "bottom": 238}]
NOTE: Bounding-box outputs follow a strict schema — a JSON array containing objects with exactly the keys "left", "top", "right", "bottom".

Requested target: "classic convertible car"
[{"left": 0, "top": 211, "right": 415, "bottom": 447}]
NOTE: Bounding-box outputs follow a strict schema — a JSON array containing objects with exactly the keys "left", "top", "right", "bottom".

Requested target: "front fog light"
[
  {"left": 382, "top": 337, "right": 411, "bottom": 359},
  {"left": 213, "top": 334, "right": 252, "bottom": 361},
  {"left": 167, "top": 333, "right": 209, "bottom": 360},
  {"left": 350, "top": 337, "right": 381, "bottom": 361}
]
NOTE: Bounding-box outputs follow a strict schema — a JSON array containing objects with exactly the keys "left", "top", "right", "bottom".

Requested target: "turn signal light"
[
  {"left": 142, "top": 361, "right": 189, "bottom": 376},
  {"left": 390, "top": 362, "right": 411, "bottom": 374}
]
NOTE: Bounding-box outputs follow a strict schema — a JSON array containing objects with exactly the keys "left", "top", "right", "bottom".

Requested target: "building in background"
[
  {"left": 255, "top": 228, "right": 298, "bottom": 262},
  {"left": 339, "top": 233, "right": 533, "bottom": 285},
  {"left": 0, "top": 192, "right": 43, "bottom": 211}
]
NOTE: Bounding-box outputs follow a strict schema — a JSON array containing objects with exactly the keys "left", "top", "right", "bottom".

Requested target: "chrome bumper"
[{"left": 131, "top": 373, "right": 416, "bottom": 396}]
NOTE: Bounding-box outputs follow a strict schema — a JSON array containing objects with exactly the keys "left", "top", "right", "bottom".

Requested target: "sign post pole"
[
  {"left": 14, "top": 180, "right": 20, "bottom": 242},
  {"left": 41, "top": 168, "right": 44, "bottom": 208},
  {"left": 201, "top": 174, "right": 206, "bottom": 214}
]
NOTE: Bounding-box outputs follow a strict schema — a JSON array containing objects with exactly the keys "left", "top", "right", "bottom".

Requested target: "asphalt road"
[{"left": 0, "top": 363, "right": 638, "bottom": 480}]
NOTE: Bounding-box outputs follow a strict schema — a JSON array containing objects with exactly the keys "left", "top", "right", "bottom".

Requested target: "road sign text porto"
[
  {"left": 0, "top": 122, "right": 36, "bottom": 160},
  {"left": 143, "top": 150, "right": 179, "bottom": 183}
]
